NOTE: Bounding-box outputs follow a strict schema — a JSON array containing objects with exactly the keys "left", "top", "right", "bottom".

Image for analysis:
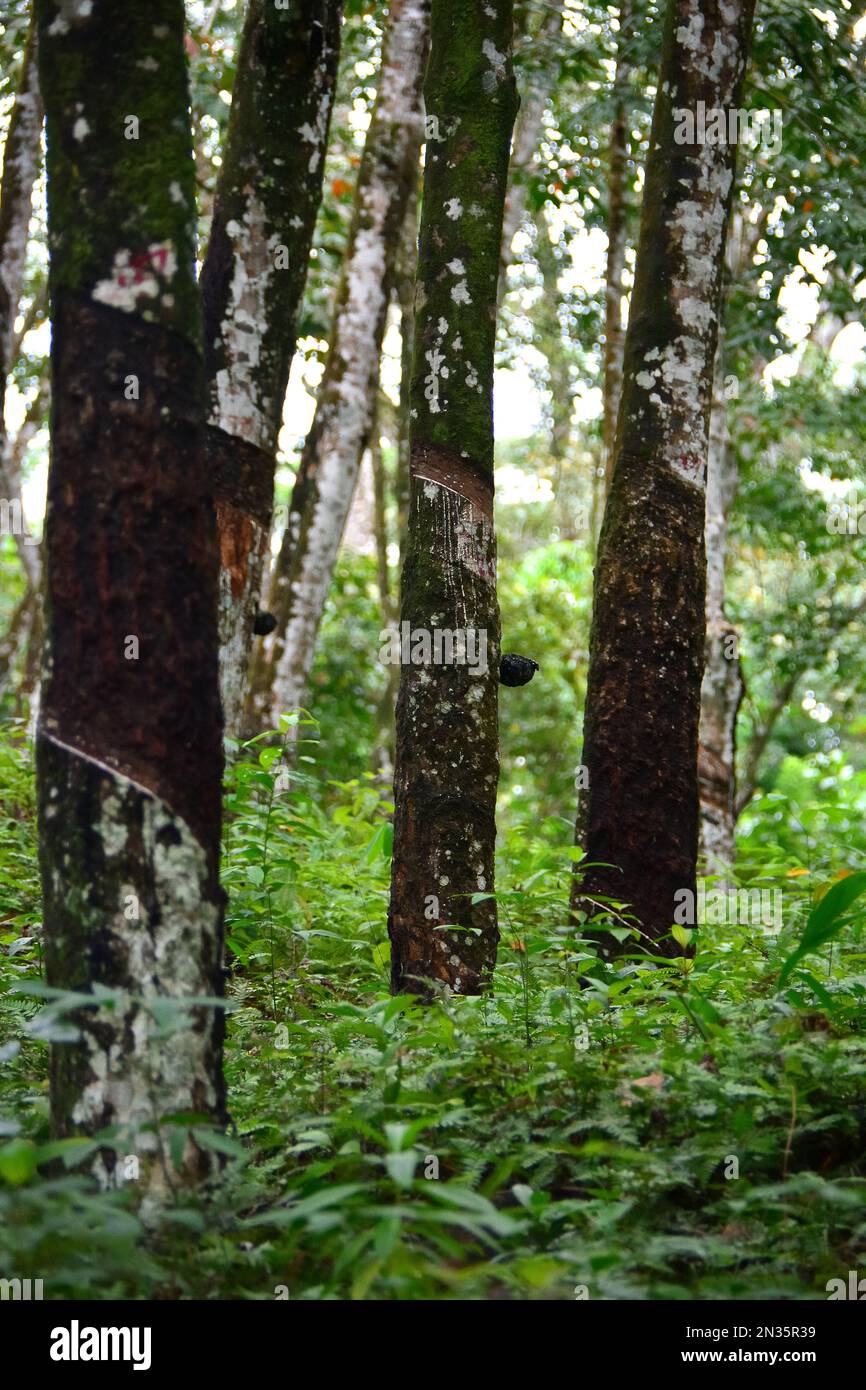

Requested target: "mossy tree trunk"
[
  {"left": 247, "top": 0, "right": 430, "bottom": 735},
  {"left": 36, "top": 0, "right": 225, "bottom": 1200},
  {"left": 200, "top": 0, "right": 342, "bottom": 735},
  {"left": 388, "top": 0, "right": 518, "bottom": 996},
  {"left": 572, "top": 0, "right": 756, "bottom": 957}
]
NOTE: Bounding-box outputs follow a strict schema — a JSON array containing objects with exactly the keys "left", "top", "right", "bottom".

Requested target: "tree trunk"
[
  {"left": 248, "top": 0, "right": 430, "bottom": 734},
  {"left": 199, "top": 0, "right": 342, "bottom": 735},
  {"left": 602, "top": 0, "right": 631, "bottom": 496},
  {"left": 573, "top": 0, "right": 756, "bottom": 957},
  {"left": 533, "top": 209, "right": 573, "bottom": 470},
  {"left": 388, "top": 0, "right": 518, "bottom": 996},
  {"left": 698, "top": 340, "right": 744, "bottom": 877},
  {"left": 36, "top": 0, "right": 225, "bottom": 1200}
]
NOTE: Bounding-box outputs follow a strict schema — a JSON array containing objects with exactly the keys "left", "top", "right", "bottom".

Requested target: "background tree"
[
  {"left": 574, "top": 0, "right": 757, "bottom": 954},
  {"left": 248, "top": 0, "right": 430, "bottom": 736},
  {"left": 199, "top": 0, "right": 343, "bottom": 735},
  {"left": 388, "top": 0, "right": 518, "bottom": 996}
]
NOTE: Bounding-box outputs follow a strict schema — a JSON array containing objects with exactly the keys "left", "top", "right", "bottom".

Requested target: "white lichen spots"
[
  {"left": 137, "top": 56, "right": 159, "bottom": 72},
  {"left": 99, "top": 793, "right": 128, "bottom": 857},
  {"left": 212, "top": 198, "right": 283, "bottom": 448},
  {"left": 437, "top": 316, "right": 449, "bottom": 335},
  {"left": 51, "top": 746, "right": 221, "bottom": 1198},
  {"left": 676, "top": 11, "right": 704, "bottom": 55},
  {"left": 48, "top": 0, "right": 93, "bottom": 35},
  {"left": 451, "top": 281, "right": 472, "bottom": 306},
  {"left": 678, "top": 296, "right": 714, "bottom": 332},
  {"left": 636, "top": 371, "right": 656, "bottom": 390},
  {"left": 444, "top": 198, "right": 463, "bottom": 220},
  {"left": 481, "top": 39, "right": 507, "bottom": 93},
  {"left": 91, "top": 242, "right": 177, "bottom": 314},
  {"left": 72, "top": 117, "right": 90, "bottom": 141},
  {"left": 423, "top": 480, "right": 440, "bottom": 502},
  {"left": 447, "top": 258, "right": 466, "bottom": 275},
  {"left": 452, "top": 334, "right": 463, "bottom": 350},
  {"left": 168, "top": 181, "right": 185, "bottom": 205},
  {"left": 298, "top": 87, "right": 336, "bottom": 173}
]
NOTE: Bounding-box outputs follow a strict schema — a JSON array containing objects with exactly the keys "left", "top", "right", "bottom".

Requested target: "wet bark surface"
[
  {"left": 575, "top": 0, "right": 756, "bottom": 957},
  {"left": 388, "top": 0, "right": 518, "bottom": 996}
]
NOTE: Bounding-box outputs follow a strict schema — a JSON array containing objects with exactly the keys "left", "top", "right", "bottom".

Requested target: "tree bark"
[
  {"left": 388, "top": 0, "right": 518, "bottom": 996},
  {"left": 248, "top": 0, "right": 430, "bottom": 734},
  {"left": 199, "top": 0, "right": 342, "bottom": 735},
  {"left": 36, "top": 0, "right": 225, "bottom": 1200},
  {"left": 573, "top": 0, "right": 756, "bottom": 957}
]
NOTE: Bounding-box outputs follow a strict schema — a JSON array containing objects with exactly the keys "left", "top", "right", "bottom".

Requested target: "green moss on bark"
[{"left": 37, "top": 0, "right": 200, "bottom": 342}]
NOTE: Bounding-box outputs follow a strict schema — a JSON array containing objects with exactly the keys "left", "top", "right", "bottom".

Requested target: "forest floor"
[{"left": 1, "top": 725, "right": 865, "bottom": 1299}]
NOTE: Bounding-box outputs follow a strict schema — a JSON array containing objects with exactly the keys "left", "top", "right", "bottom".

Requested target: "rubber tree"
[
  {"left": 573, "top": 0, "right": 757, "bottom": 956},
  {"left": 248, "top": 0, "right": 430, "bottom": 734},
  {"left": 388, "top": 0, "right": 518, "bottom": 995},
  {"left": 36, "top": 0, "right": 225, "bottom": 1196},
  {"left": 199, "top": 0, "right": 342, "bottom": 734}
]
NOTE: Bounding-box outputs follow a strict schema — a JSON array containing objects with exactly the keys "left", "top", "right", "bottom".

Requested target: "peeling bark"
[
  {"left": 388, "top": 0, "right": 518, "bottom": 996},
  {"left": 573, "top": 0, "right": 756, "bottom": 957},
  {"left": 249, "top": 0, "right": 430, "bottom": 733},
  {"left": 199, "top": 0, "right": 342, "bottom": 734},
  {"left": 36, "top": 0, "right": 225, "bottom": 1199}
]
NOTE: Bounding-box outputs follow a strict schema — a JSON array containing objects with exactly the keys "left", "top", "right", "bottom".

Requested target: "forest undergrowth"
[{"left": 1, "top": 719, "right": 865, "bottom": 1300}]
